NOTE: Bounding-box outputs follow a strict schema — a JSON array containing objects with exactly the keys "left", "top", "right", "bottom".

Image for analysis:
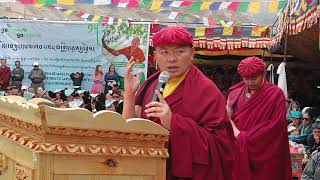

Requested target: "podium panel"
[{"left": 0, "top": 96, "right": 169, "bottom": 180}]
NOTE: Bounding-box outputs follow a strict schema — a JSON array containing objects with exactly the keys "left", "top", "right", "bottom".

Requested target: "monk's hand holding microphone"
[{"left": 145, "top": 90, "right": 172, "bottom": 130}]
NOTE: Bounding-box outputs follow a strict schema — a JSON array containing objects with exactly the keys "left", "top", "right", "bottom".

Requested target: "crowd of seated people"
[{"left": 0, "top": 85, "right": 123, "bottom": 114}]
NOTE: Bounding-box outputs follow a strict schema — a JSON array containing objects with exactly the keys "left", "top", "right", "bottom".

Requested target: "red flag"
[
  {"left": 181, "top": 1, "right": 192, "bottom": 6},
  {"left": 103, "top": 17, "right": 109, "bottom": 25},
  {"left": 76, "top": 11, "right": 85, "bottom": 17},
  {"left": 128, "top": 0, "right": 139, "bottom": 8},
  {"left": 232, "top": 26, "right": 243, "bottom": 36},
  {"left": 228, "top": 2, "right": 241, "bottom": 11},
  {"left": 208, "top": 18, "right": 216, "bottom": 26},
  {"left": 205, "top": 28, "right": 214, "bottom": 36},
  {"left": 306, "top": 0, "right": 312, "bottom": 4},
  {"left": 19, "top": 0, "right": 35, "bottom": 4}
]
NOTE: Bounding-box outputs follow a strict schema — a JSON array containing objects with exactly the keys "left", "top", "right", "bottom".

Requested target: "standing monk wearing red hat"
[
  {"left": 123, "top": 26, "right": 235, "bottom": 180},
  {"left": 227, "top": 56, "right": 292, "bottom": 180}
]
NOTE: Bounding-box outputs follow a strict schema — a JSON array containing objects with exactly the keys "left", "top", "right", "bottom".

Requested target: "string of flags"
[
  {"left": 274, "top": 0, "right": 320, "bottom": 44},
  {"left": 40, "top": 3, "right": 274, "bottom": 32},
  {"left": 38, "top": 4, "right": 274, "bottom": 50},
  {"left": 17, "top": 0, "right": 290, "bottom": 15},
  {"left": 6, "top": 0, "right": 319, "bottom": 50},
  {"left": 149, "top": 24, "right": 274, "bottom": 50},
  {"left": 39, "top": 4, "right": 130, "bottom": 25},
  {"left": 43, "top": 3, "right": 270, "bottom": 37}
]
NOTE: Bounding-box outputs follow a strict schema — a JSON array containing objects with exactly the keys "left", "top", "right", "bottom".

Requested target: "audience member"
[
  {"left": 28, "top": 62, "right": 46, "bottom": 90},
  {"left": 104, "top": 64, "right": 120, "bottom": 93},
  {"left": 70, "top": 72, "right": 84, "bottom": 90},
  {"left": 91, "top": 65, "right": 104, "bottom": 94},
  {"left": 11, "top": 60, "right": 24, "bottom": 89}
]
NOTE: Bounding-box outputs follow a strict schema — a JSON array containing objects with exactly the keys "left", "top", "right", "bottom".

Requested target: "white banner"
[{"left": 0, "top": 20, "right": 149, "bottom": 91}]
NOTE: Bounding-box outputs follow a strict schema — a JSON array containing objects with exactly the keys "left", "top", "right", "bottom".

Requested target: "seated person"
[
  {"left": 10, "top": 86, "right": 20, "bottom": 96},
  {"left": 105, "top": 100, "right": 116, "bottom": 111},
  {"left": 289, "top": 110, "right": 313, "bottom": 145},
  {"left": 36, "top": 87, "right": 50, "bottom": 99},
  {"left": 302, "top": 148, "right": 320, "bottom": 180},
  {"left": 95, "top": 93, "right": 106, "bottom": 112},
  {"left": 49, "top": 89, "right": 64, "bottom": 103},
  {"left": 64, "top": 89, "right": 75, "bottom": 102},
  {"left": 288, "top": 110, "right": 303, "bottom": 135},
  {"left": 308, "top": 122, "right": 320, "bottom": 155},
  {"left": 111, "top": 88, "right": 123, "bottom": 114},
  {"left": 79, "top": 92, "right": 92, "bottom": 112}
]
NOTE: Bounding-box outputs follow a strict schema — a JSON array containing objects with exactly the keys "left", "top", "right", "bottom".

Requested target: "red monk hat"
[
  {"left": 237, "top": 56, "right": 266, "bottom": 77},
  {"left": 152, "top": 26, "right": 193, "bottom": 47}
]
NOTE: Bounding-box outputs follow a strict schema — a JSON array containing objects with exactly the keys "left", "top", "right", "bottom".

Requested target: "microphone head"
[{"left": 159, "top": 71, "right": 170, "bottom": 83}]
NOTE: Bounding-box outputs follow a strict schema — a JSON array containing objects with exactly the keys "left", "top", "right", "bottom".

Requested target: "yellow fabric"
[
  {"left": 195, "top": 27, "right": 206, "bottom": 36},
  {"left": 163, "top": 70, "right": 188, "bottom": 98},
  {"left": 200, "top": 1, "right": 213, "bottom": 10},
  {"left": 268, "top": 0, "right": 279, "bottom": 13},
  {"left": 92, "top": 15, "right": 101, "bottom": 21},
  {"left": 57, "top": 0, "right": 75, "bottom": 5},
  {"left": 248, "top": 2, "right": 260, "bottom": 13},
  {"left": 150, "top": 0, "right": 163, "bottom": 10},
  {"left": 117, "top": 18, "right": 123, "bottom": 25},
  {"left": 223, "top": 27, "right": 234, "bottom": 36}
]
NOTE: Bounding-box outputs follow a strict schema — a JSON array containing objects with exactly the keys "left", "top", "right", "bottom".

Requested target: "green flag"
[
  {"left": 238, "top": 2, "right": 249, "bottom": 12},
  {"left": 38, "top": 0, "right": 56, "bottom": 5},
  {"left": 278, "top": 1, "right": 287, "bottom": 10},
  {"left": 190, "top": 2, "right": 202, "bottom": 12},
  {"left": 139, "top": 0, "right": 152, "bottom": 9}
]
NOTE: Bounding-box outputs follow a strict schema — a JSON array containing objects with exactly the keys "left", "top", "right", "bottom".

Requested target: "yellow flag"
[
  {"left": 200, "top": 1, "right": 213, "bottom": 10},
  {"left": 92, "top": 15, "right": 100, "bottom": 22},
  {"left": 248, "top": 2, "right": 260, "bottom": 13},
  {"left": 57, "top": 0, "right": 75, "bottom": 5},
  {"left": 251, "top": 26, "right": 268, "bottom": 36},
  {"left": 268, "top": 0, "right": 279, "bottom": 13},
  {"left": 301, "top": 0, "right": 307, "bottom": 11},
  {"left": 34, "top": 4, "right": 44, "bottom": 8},
  {"left": 150, "top": 0, "right": 163, "bottom": 11},
  {"left": 220, "top": 20, "right": 227, "bottom": 27},
  {"left": 223, "top": 27, "right": 233, "bottom": 36},
  {"left": 117, "top": 18, "right": 123, "bottom": 25},
  {"left": 195, "top": 27, "right": 206, "bottom": 37},
  {"left": 64, "top": 9, "right": 74, "bottom": 15}
]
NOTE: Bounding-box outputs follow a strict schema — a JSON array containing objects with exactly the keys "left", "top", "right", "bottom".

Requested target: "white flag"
[
  {"left": 219, "top": 2, "right": 232, "bottom": 10},
  {"left": 118, "top": 3, "right": 128, "bottom": 8},
  {"left": 168, "top": 12, "right": 179, "bottom": 20},
  {"left": 170, "top": 1, "right": 183, "bottom": 7},
  {"left": 226, "top": 21, "right": 234, "bottom": 27},
  {"left": 108, "top": 17, "right": 114, "bottom": 25},
  {"left": 94, "top": 0, "right": 111, "bottom": 5},
  {"left": 81, "top": 13, "right": 90, "bottom": 19},
  {"left": 203, "top": 17, "right": 209, "bottom": 26}
]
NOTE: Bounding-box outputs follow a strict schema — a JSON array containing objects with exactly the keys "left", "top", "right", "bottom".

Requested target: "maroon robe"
[
  {"left": 136, "top": 65, "right": 235, "bottom": 180},
  {"left": 228, "top": 81, "right": 292, "bottom": 180},
  {"left": 0, "top": 66, "right": 10, "bottom": 90}
]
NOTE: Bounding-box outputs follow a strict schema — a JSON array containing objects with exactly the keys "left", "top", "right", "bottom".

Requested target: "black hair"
[{"left": 305, "top": 107, "right": 319, "bottom": 122}]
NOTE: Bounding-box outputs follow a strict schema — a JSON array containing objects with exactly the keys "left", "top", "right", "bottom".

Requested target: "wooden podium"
[{"left": 0, "top": 96, "right": 169, "bottom": 180}]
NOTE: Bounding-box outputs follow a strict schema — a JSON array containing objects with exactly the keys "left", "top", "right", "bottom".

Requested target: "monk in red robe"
[
  {"left": 123, "top": 26, "right": 235, "bottom": 180},
  {"left": 0, "top": 58, "right": 11, "bottom": 91},
  {"left": 227, "top": 57, "right": 292, "bottom": 180}
]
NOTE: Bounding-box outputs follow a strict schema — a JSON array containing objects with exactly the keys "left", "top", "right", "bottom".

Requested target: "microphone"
[{"left": 152, "top": 71, "right": 170, "bottom": 102}]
